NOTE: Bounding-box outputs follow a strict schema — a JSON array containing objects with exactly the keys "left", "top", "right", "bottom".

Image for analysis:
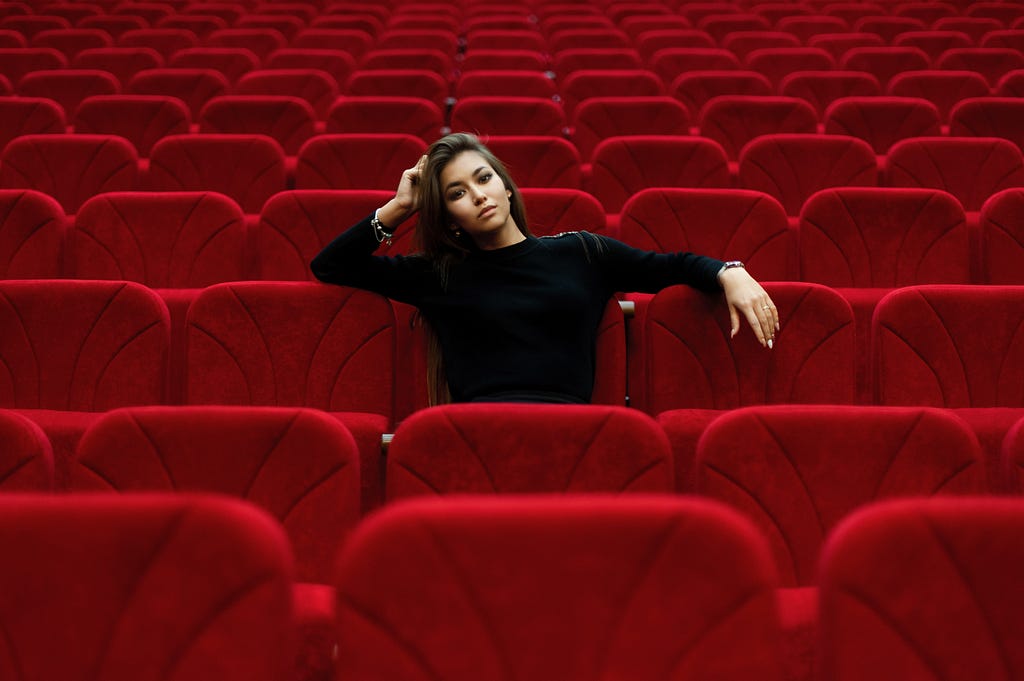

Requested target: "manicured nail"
[{"left": 768, "top": 339, "right": 773, "bottom": 350}]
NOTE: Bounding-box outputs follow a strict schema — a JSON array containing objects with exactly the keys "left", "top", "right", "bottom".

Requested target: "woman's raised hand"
[
  {"left": 719, "top": 267, "right": 780, "bottom": 349},
  {"left": 377, "top": 155, "right": 427, "bottom": 229}
]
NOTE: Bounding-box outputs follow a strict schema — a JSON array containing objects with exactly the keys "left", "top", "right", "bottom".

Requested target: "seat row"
[{"left": 2, "top": 489, "right": 1023, "bottom": 681}]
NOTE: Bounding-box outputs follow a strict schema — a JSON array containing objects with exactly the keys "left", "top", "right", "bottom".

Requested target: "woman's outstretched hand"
[
  {"left": 377, "top": 155, "right": 427, "bottom": 228},
  {"left": 719, "top": 267, "right": 780, "bottom": 349}
]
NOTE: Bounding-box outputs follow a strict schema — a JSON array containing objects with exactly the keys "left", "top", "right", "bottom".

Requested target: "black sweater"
[{"left": 310, "top": 215, "right": 725, "bottom": 403}]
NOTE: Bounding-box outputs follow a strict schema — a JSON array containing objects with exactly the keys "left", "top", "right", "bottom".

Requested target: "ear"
[{"left": 507, "top": 189, "right": 512, "bottom": 197}]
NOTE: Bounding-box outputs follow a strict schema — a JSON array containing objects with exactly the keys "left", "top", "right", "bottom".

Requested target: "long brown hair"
[{"left": 414, "top": 133, "right": 532, "bottom": 405}]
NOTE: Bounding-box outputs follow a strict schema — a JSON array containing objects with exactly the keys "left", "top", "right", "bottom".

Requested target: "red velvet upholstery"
[
  {"left": 640, "top": 282, "right": 855, "bottom": 413},
  {"left": 839, "top": 46, "right": 930, "bottom": 89},
  {"left": 73, "top": 95, "right": 190, "bottom": 156},
  {"left": 126, "top": 67, "right": 230, "bottom": 119},
  {"left": 722, "top": 30, "right": 800, "bottom": 59},
  {"left": 293, "top": 29, "right": 373, "bottom": 58},
  {"left": 936, "top": 47, "right": 1024, "bottom": 88},
  {"left": 386, "top": 404, "right": 672, "bottom": 499},
  {"left": 984, "top": 30, "right": 1024, "bottom": 53},
  {"left": 650, "top": 48, "right": 742, "bottom": 85},
  {"left": 854, "top": 16, "right": 926, "bottom": 42},
  {"left": 31, "top": 27, "right": 111, "bottom": 59},
  {"left": 450, "top": 96, "right": 566, "bottom": 138},
  {"left": 358, "top": 48, "right": 455, "bottom": 78},
  {"left": 695, "top": 405, "right": 985, "bottom": 586},
  {"left": 824, "top": 97, "right": 942, "bottom": 155},
  {"left": 0, "top": 494, "right": 294, "bottom": 681},
  {"left": 618, "top": 188, "right": 796, "bottom": 280},
  {"left": 779, "top": 70, "right": 881, "bottom": 119},
  {"left": 0, "top": 408, "right": 52, "bottom": 491},
  {"left": 700, "top": 13, "right": 772, "bottom": 42},
  {"left": 71, "top": 47, "right": 163, "bottom": 87},
  {"left": 206, "top": 27, "right": 286, "bottom": 61},
  {"left": 744, "top": 47, "right": 836, "bottom": 87},
  {"left": 484, "top": 136, "right": 583, "bottom": 189},
  {"left": 1000, "top": 417, "right": 1024, "bottom": 492},
  {"left": 264, "top": 48, "right": 356, "bottom": 90},
  {"left": 519, "top": 187, "right": 606, "bottom": 236},
  {"left": 295, "top": 133, "right": 426, "bottom": 191},
  {"left": 951, "top": 97, "right": 1024, "bottom": 153},
  {"left": 873, "top": 285, "right": 1024, "bottom": 407},
  {"left": 17, "top": 69, "right": 119, "bottom": 118},
  {"left": 335, "top": 496, "right": 784, "bottom": 681},
  {"left": 0, "top": 134, "right": 137, "bottom": 215},
  {"left": 572, "top": 96, "right": 689, "bottom": 163},
  {"left": 779, "top": 16, "right": 850, "bottom": 43},
  {"left": 455, "top": 69, "right": 556, "bottom": 101},
  {"left": 324, "top": 96, "right": 444, "bottom": 142},
  {"left": 347, "top": 69, "right": 449, "bottom": 110},
  {"left": 0, "top": 189, "right": 65, "bottom": 279},
  {"left": 461, "top": 48, "right": 548, "bottom": 72},
  {"left": 375, "top": 28, "right": 459, "bottom": 54},
  {"left": 698, "top": 95, "right": 818, "bottom": 162},
  {"left": 885, "top": 137, "right": 1024, "bottom": 212},
  {"left": 738, "top": 134, "right": 878, "bottom": 218},
  {"left": 463, "top": 31, "right": 547, "bottom": 53},
  {"left": 819, "top": 498, "right": 1024, "bottom": 681},
  {"left": 887, "top": 70, "right": 991, "bottom": 125},
  {"left": 589, "top": 135, "right": 731, "bottom": 215},
  {"left": 669, "top": 70, "right": 774, "bottom": 114},
  {"left": 73, "top": 405, "right": 359, "bottom": 584},
  {"left": 0, "top": 96, "right": 59, "bottom": 155},
  {"left": 71, "top": 191, "right": 247, "bottom": 286},
  {"left": 198, "top": 95, "right": 317, "bottom": 156},
  {"left": 997, "top": 68, "right": 1024, "bottom": 95},
  {"left": 808, "top": 33, "right": 885, "bottom": 61},
  {"left": 935, "top": 17, "right": 1001, "bottom": 42},
  {"left": 549, "top": 27, "right": 631, "bottom": 52},
  {"left": 979, "top": 188, "right": 1024, "bottom": 284},
  {"left": 168, "top": 47, "right": 260, "bottom": 84},
  {"left": 0, "top": 47, "right": 66, "bottom": 84},
  {"left": 553, "top": 48, "right": 644, "bottom": 76},
  {"left": 146, "top": 134, "right": 287, "bottom": 214},
  {"left": 559, "top": 69, "right": 664, "bottom": 118},
  {"left": 892, "top": 30, "right": 972, "bottom": 63}
]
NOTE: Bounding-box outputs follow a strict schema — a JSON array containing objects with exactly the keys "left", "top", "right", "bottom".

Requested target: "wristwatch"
[{"left": 717, "top": 260, "right": 745, "bottom": 280}]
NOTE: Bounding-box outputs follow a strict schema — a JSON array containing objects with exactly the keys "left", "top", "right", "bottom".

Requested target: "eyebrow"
[{"left": 444, "top": 166, "right": 488, "bottom": 192}]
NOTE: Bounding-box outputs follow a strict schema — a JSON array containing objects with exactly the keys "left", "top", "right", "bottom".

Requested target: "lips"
[{"left": 478, "top": 205, "right": 496, "bottom": 219}]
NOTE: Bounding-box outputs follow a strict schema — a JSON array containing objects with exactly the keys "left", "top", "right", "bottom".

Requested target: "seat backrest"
[
  {"left": 885, "top": 136, "right": 1024, "bottom": 212},
  {"left": 0, "top": 188, "right": 65, "bottom": 279},
  {"left": 519, "top": 187, "right": 606, "bottom": 236},
  {"left": 641, "top": 282, "right": 856, "bottom": 412},
  {"left": 824, "top": 96, "right": 942, "bottom": 155},
  {"left": 696, "top": 405, "right": 985, "bottom": 586},
  {"left": 72, "top": 405, "right": 360, "bottom": 583},
  {"left": 744, "top": 46, "right": 836, "bottom": 87},
  {"left": 117, "top": 27, "right": 199, "bottom": 60},
  {"left": 0, "top": 279, "right": 169, "bottom": 410},
  {"left": 325, "top": 96, "right": 444, "bottom": 142},
  {"left": 589, "top": 135, "right": 731, "bottom": 214},
  {"left": 126, "top": 67, "right": 229, "bottom": 119},
  {"left": 73, "top": 94, "right": 190, "bottom": 156},
  {"left": 450, "top": 96, "right": 567, "bottom": 137},
  {"left": 572, "top": 96, "right": 690, "bottom": 161},
  {"left": 185, "top": 282, "right": 396, "bottom": 418},
  {"left": 71, "top": 46, "right": 163, "bottom": 87},
  {"left": 892, "top": 29, "right": 972, "bottom": 62},
  {"left": 839, "top": 46, "right": 931, "bottom": 88},
  {"left": 979, "top": 188, "right": 1024, "bottom": 284},
  {"left": 335, "top": 496, "right": 784, "bottom": 681},
  {"left": 650, "top": 47, "right": 742, "bottom": 85},
  {"left": 484, "top": 136, "right": 583, "bottom": 189},
  {"left": 819, "top": 498, "right": 1024, "bottom": 681},
  {"left": 936, "top": 47, "right": 1024, "bottom": 88},
  {"left": 0, "top": 408, "right": 52, "bottom": 491},
  {"left": 698, "top": 95, "right": 818, "bottom": 161},
  {"left": 0, "top": 493, "right": 294, "bottom": 681},
  {"left": 873, "top": 285, "right": 1024, "bottom": 407},
  {"left": 800, "top": 187, "right": 970, "bottom": 286},
  {"left": 0, "top": 133, "right": 137, "bottom": 215},
  {"left": 71, "top": 191, "right": 246, "bottom": 286},
  {"left": 669, "top": 69, "right": 773, "bottom": 114},
  {"left": 0, "top": 97, "right": 63, "bottom": 156},
  {"left": 738, "top": 133, "right": 878, "bottom": 217},
  {"left": 167, "top": 47, "right": 260, "bottom": 84},
  {"left": 779, "top": 70, "right": 881, "bottom": 119},
  {"left": 206, "top": 27, "right": 287, "bottom": 61},
  {"left": 386, "top": 404, "right": 672, "bottom": 499},
  {"left": 558, "top": 69, "right": 663, "bottom": 118},
  {"left": 146, "top": 133, "right": 287, "bottom": 214},
  {"left": 346, "top": 68, "right": 449, "bottom": 110},
  {"left": 294, "top": 133, "right": 427, "bottom": 191},
  {"left": 198, "top": 95, "right": 316, "bottom": 155},
  {"left": 234, "top": 68, "right": 339, "bottom": 119},
  {"left": 264, "top": 47, "right": 355, "bottom": 88},
  {"left": 950, "top": 97, "right": 1024, "bottom": 154},
  {"left": 887, "top": 70, "right": 991, "bottom": 123},
  {"left": 618, "top": 187, "right": 795, "bottom": 280},
  {"left": 17, "top": 68, "right": 119, "bottom": 117}
]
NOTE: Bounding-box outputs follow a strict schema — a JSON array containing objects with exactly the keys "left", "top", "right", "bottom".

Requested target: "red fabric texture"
[
  {"left": 819, "top": 497, "right": 1024, "bottom": 681},
  {"left": 335, "top": 496, "right": 784, "bottom": 681},
  {"left": 73, "top": 95, "right": 190, "bottom": 157},
  {"left": 670, "top": 70, "right": 773, "bottom": 114},
  {"left": 1000, "top": 416, "right": 1024, "bottom": 492},
  {"left": 887, "top": 70, "right": 991, "bottom": 124},
  {"left": 572, "top": 96, "right": 690, "bottom": 162},
  {"left": 745, "top": 47, "right": 837, "bottom": 87},
  {"left": 980, "top": 188, "right": 1024, "bottom": 284},
  {"left": 695, "top": 405, "right": 986, "bottom": 586},
  {"left": 168, "top": 47, "right": 260, "bottom": 83},
  {"left": 892, "top": 30, "right": 972, "bottom": 62},
  {"left": 485, "top": 136, "right": 583, "bottom": 189},
  {"left": 0, "top": 46, "right": 66, "bottom": 83},
  {"left": 450, "top": 96, "right": 566, "bottom": 138},
  {"left": 951, "top": 97, "right": 1024, "bottom": 154},
  {"left": 126, "top": 67, "right": 230, "bottom": 119},
  {"left": 650, "top": 47, "right": 742, "bottom": 84},
  {"left": 518, "top": 187, "right": 606, "bottom": 236},
  {"left": 206, "top": 27, "right": 287, "bottom": 61},
  {"left": 779, "top": 70, "right": 881, "bottom": 119},
  {"left": 0, "top": 493, "right": 294, "bottom": 681},
  {"left": 71, "top": 46, "right": 163, "bottom": 87},
  {"left": 0, "top": 97, "right": 64, "bottom": 153},
  {"left": 699, "top": 95, "right": 818, "bottom": 161},
  {"left": 264, "top": 49, "right": 355, "bottom": 92},
  {"left": 386, "top": 404, "right": 672, "bottom": 498},
  {"left": 0, "top": 408, "right": 52, "bottom": 491},
  {"left": 824, "top": 96, "right": 942, "bottom": 155},
  {"left": 17, "top": 69, "right": 119, "bottom": 119},
  {"left": 348, "top": 69, "right": 449, "bottom": 109},
  {"left": 839, "top": 46, "right": 930, "bottom": 88},
  {"left": 295, "top": 133, "right": 427, "bottom": 191},
  {"left": 118, "top": 28, "right": 199, "bottom": 60},
  {"left": 935, "top": 47, "right": 1024, "bottom": 88},
  {"left": 559, "top": 69, "right": 664, "bottom": 119},
  {"left": 199, "top": 95, "right": 317, "bottom": 156},
  {"left": 33, "top": 28, "right": 112, "bottom": 58},
  {"left": 0, "top": 189, "right": 65, "bottom": 279}
]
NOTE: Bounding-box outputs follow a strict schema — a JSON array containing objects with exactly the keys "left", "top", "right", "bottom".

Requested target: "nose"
[{"left": 470, "top": 185, "right": 486, "bottom": 203}]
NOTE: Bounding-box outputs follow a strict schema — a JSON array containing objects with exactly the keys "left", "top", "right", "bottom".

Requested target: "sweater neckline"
[{"left": 468, "top": 235, "right": 539, "bottom": 262}]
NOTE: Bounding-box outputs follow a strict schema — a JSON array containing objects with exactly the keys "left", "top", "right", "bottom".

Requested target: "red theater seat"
[
  {"left": 722, "top": 30, "right": 800, "bottom": 60},
  {"left": 819, "top": 498, "right": 1024, "bottom": 681},
  {"left": 73, "top": 95, "right": 189, "bottom": 156},
  {"left": 935, "top": 16, "right": 1002, "bottom": 43},
  {"left": 894, "top": 2, "right": 959, "bottom": 25},
  {"left": 808, "top": 32, "right": 885, "bottom": 62},
  {"left": 359, "top": 48, "right": 454, "bottom": 78},
  {"left": 168, "top": 47, "right": 259, "bottom": 84},
  {"left": 0, "top": 409, "right": 52, "bottom": 491},
  {"left": 205, "top": 27, "right": 286, "bottom": 62},
  {"left": 936, "top": 47, "right": 1024, "bottom": 88},
  {"left": 887, "top": 70, "right": 991, "bottom": 125},
  {"left": 71, "top": 46, "right": 163, "bottom": 88},
  {"left": 335, "top": 496, "right": 785, "bottom": 681},
  {"left": 460, "top": 48, "right": 548, "bottom": 72},
  {"left": 699, "top": 13, "right": 772, "bottom": 42},
  {"left": 462, "top": 29, "right": 547, "bottom": 53},
  {"left": 744, "top": 47, "right": 836, "bottom": 88},
  {"left": 0, "top": 494, "right": 294, "bottom": 681},
  {"left": 0, "top": 189, "right": 64, "bottom": 279},
  {"left": 117, "top": 28, "right": 198, "bottom": 61},
  {"left": 520, "top": 187, "right": 606, "bottom": 235},
  {"left": 670, "top": 70, "right": 773, "bottom": 114},
  {"left": 235, "top": 68, "right": 339, "bottom": 120},
  {"left": 31, "top": 27, "right": 112, "bottom": 60},
  {"left": 293, "top": 28, "right": 373, "bottom": 58},
  {"left": 572, "top": 96, "right": 690, "bottom": 163},
  {"left": 386, "top": 404, "right": 672, "bottom": 499},
  {"left": 951, "top": 97, "right": 1024, "bottom": 153},
  {"left": 0, "top": 97, "right": 64, "bottom": 153},
  {"left": 840, "top": 46, "right": 930, "bottom": 89},
  {"left": 853, "top": 16, "right": 927, "bottom": 43},
  {"left": 126, "top": 67, "right": 229, "bottom": 120},
  {"left": 0, "top": 47, "right": 67, "bottom": 85},
  {"left": 634, "top": 29, "right": 714, "bottom": 63},
  {"left": 780, "top": 71, "right": 882, "bottom": 119},
  {"left": 698, "top": 95, "right": 817, "bottom": 162},
  {"left": 824, "top": 96, "right": 942, "bottom": 156},
  {"left": 484, "top": 136, "right": 583, "bottom": 189},
  {"left": 295, "top": 133, "right": 427, "bottom": 191},
  {"left": 325, "top": 96, "right": 444, "bottom": 142},
  {"left": 157, "top": 14, "right": 228, "bottom": 40},
  {"left": 980, "top": 188, "right": 1024, "bottom": 285},
  {"left": 198, "top": 95, "right": 316, "bottom": 155},
  {"left": 650, "top": 47, "right": 742, "bottom": 85},
  {"left": 549, "top": 27, "right": 631, "bottom": 52},
  {"left": 455, "top": 69, "right": 556, "bottom": 101},
  {"left": 264, "top": 48, "right": 355, "bottom": 89},
  {"left": 893, "top": 30, "right": 973, "bottom": 63},
  {"left": 558, "top": 69, "right": 664, "bottom": 119},
  {"left": 17, "top": 68, "right": 119, "bottom": 118},
  {"left": 450, "top": 96, "right": 566, "bottom": 138},
  {"left": 778, "top": 15, "right": 850, "bottom": 42},
  {"left": 553, "top": 47, "right": 643, "bottom": 76},
  {"left": 347, "top": 69, "right": 449, "bottom": 111}
]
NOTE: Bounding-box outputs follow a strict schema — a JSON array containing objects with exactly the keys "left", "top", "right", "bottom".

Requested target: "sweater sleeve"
[
  {"left": 309, "top": 213, "right": 439, "bottom": 304},
  {"left": 587, "top": 233, "right": 726, "bottom": 294}
]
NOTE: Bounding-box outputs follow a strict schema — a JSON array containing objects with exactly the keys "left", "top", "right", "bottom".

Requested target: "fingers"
[
  {"left": 741, "top": 305, "right": 767, "bottom": 348},
  {"left": 754, "top": 298, "right": 778, "bottom": 349},
  {"left": 729, "top": 305, "right": 740, "bottom": 338}
]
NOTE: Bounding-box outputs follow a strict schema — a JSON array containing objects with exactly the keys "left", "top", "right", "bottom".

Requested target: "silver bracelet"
[{"left": 371, "top": 209, "right": 394, "bottom": 246}]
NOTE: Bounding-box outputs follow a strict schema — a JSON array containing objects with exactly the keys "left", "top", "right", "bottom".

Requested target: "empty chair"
[
  {"left": 0, "top": 47, "right": 67, "bottom": 85},
  {"left": 979, "top": 188, "right": 1024, "bottom": 284},
  {"left": 618, "top": 187, "right": 795, "bottom": 280},
  {"left": 699, "top": 13, "right": 772, "bottom": 42},
  {"left": 819, "top": 498, "right": 1024, "bottom": 681},
  {"left": 0, "top": 134, "right": 136, "bottom": 215},
  {"left": 127, "top": 67, "right": 230, "bottom": 119},
  {"left": 553, "top": 48, "right": 644, "bottom": 76},
  {"left": 235, "top": 68, "right": 339, "bottom": 119},
  {"left": 777, "top": 15, "right": 850, "bottom": 42},
  {"left": 484, "top": 136, "right": 583, "bottom": 189},
  {"left": 588, "top": 136, "right": 731, "bottom": 216},
  {"left": 558, "top": 69, "right": 664, "bottom": 119},
  {"left": 634, "top": 28, "right": 715, "bottom": 63},
  {"left": 0, "top": 409, "right": 51, "bottom": 491},
  {"left": 650, "top": 48, "right": 742, "bottom": 85},
  {"left": 117, "top": 28, "right": 198, "bottom": 61},
  {"left": 571, "top": 96, "right": 690, "bottom": 163},
  {"left": 0, "top": 97, "right": 64, "bottom": 153},
  {"left": 157, "top": 14, "right": 228, "bottom": 39},
  {"left": 874, "top": 285, "right": 1024, "bottom": 406},
  {"left": 887, "top": 70, "right": 991, "bottom": 125},
  {"left": 738, "top": 134, "right": 878, "bottom": 219},
  {"left": 936, "top": 47, "right": 1024, "bottom": 88},
  {"left": 17, "top": 69, "right": 119, "bottom": 118},
  {"left": 295, "top": 133, "right": 427, "bottom": 191},
  {"left": 639, "top": 282, "right": 855, "bottom": 413},
  {"left": 72, "top": 406, "right": 360, "bottom": 584},
  {"left": 808, "top": 32, "right": 886, "bottom": 62},
  {"left": 669, "top": 70, "right": 773, "bottom": 115},
  {"left": 694, "top": 405, "right": 985, "bottom": 585},
  {"left": 935, "top": 16, "right": 1003, "bottom": 43},
  {"left": 893, "top": 30, "right": 973, "bottom": 63},
  {"left": 386, "top": 404, "right": 672, "bottom": 499},
  {"left": 70, "top": 46, "right": 163, "bottom": 88},
  {"left": 206, "top": 27, "right": 286, "bottom": 62},
  {"left": 0, "top": 189, "right": 65, "bottom": 279},
  {"left": 744, "top": 47, "right": 836, "bottom": 88},
  {"left": 722, "top": 30, "right": 800, "bottom": 60},
  {"left": 462, "top": 29, "right": 547, "bottom": 53},
  {"left": 146, "top": 134, "right": 287, "bottom": 214},
  {"left": 450, "top": 96, "right": 566, "bottom": 138},
  {"left": 698, "top": 96, "right": 818, "bottom": 162},
  {"left": 0, "top": 16, "right": 69, "bottom": 39},
  {"left": 325, "top": 96, "right": 444, "bottom": 143},
  {"left": 824, "top": 96, "right": 942, "bottom": 155},
  {"left": 70, "top": 191, "right": 246, "bottom": 286},
  {"left": 519, "top": 187, "right": 606, "bottom": 235},
  {"left": 840, "top": 46, "right": 930, "bottom": 89},
  {"left": 951, "top": 97, "right": 1024, "bottom": 153},
  {"left": 72, "top": 95, "right": 189, "bottom": 156},
  {"left": 335, "top": 496, "right": 785, "bottom": 681},
  {"left": 346, "top": 69, "right": 449, "bottom": 110},
  {"left": 0, "top": 494, "right": 293, "bottom": 681},
  {"left": 886, "top": 137, "right": 1024, "bottom": 213},
  {"left": 779, "top": 70, "right": 881, "bottom": 119},
  {"left": 264, "top": 48, "right": 355, "bottom": 89},
  {"left": 455, "top": 69, "right": 556, "bottom": 101},
  {"left": 293, "top": 28, "right": 373, "bottom": 58},
  {"left": 359, "top": 48, "right": 454, "bottom": 78},
  {"left": 823, "top": 3, "right": 887, "bottom": 25},
  {"left": 968, "top": 1, "right": 1024, "bottom": 25},
  {"left": 168, "top": 47, "right": 260, "bottom": 83},
  {"left": 894, "top": 2, "right": 959, "bottom": 24},
  {"left": 982, "top": 29, "right": 1024, "bottom": 53},
  {"left": 31, "top": 27, "right": 112, "bottom": 60},
  {"left": 853, "top": 15, "right": 927, "bottom": 42},
  {"left": 549, "top": 27, "right": 631, "bottom": 52},
  {"left": 198, "top": 95, "right": 317, "bottom": 155},
  {"left": 460, "top": 48, "right": 548, "bottom": 73}
]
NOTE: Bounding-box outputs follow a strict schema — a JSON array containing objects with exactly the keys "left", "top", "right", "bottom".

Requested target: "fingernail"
[{"left": 768, "top": 339, "right": 773, "bottom": 350}]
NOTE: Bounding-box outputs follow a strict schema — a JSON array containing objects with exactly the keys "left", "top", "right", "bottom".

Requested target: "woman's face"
[{"left": 439, "top": 150, "right": 520, "bottom": 248}]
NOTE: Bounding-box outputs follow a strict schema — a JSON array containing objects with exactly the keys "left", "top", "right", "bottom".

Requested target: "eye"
[
  {"left": 479, "top": 172, "right": 493, "bottom": 183},
  {"left": 447, "top": 188, "right": 464, "bottom": 201}
]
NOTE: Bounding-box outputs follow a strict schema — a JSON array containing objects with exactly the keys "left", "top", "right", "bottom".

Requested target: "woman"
[{"left": 311, "top": 133, "right": 779, "bottom": 405}]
